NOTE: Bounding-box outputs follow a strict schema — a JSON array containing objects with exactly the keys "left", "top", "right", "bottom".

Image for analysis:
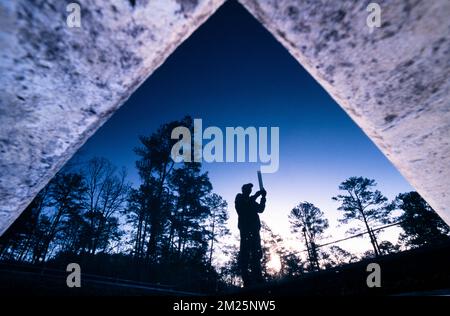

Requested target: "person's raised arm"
[
  {"left": 256, "top": 190, "right": 267, "bottom": 213},
  {"left": 251, "top": 189, "right": 266, "bottom": 200}
]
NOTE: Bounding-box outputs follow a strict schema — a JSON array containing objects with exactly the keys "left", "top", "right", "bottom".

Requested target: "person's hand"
[{"left": 261, "top": 189, "right": 267, "bottom": 198}]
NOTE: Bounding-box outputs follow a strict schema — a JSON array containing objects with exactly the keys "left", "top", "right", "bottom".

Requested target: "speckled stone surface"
[
  {"left": 0, "top": 0, "right": 449, "bottom": 236},
  {"left": 240, "top": 0, "right": 450, "bottom": 223},
  {"left": 0, "top": 0, "right": 224, "bottom": 235}
]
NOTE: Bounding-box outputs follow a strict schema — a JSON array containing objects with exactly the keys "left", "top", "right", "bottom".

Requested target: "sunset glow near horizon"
[{"left": 68, "top": 1, "right": 414, "bottom": 266}]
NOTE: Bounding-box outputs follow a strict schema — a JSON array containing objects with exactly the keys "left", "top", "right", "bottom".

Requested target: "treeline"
[
  {"left": 1, "top": 116, "right": 449, "bottom": 291},
  {"left": 0, "top": 117, "right": 230, "bottom": 291},
  {"left": 286, "top": 177, "right": 450, "bottom": 272}
]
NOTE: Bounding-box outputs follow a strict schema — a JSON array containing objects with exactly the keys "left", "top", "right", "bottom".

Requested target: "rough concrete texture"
[
  {"left": 0, "top": 0, "right": 449, "bottom": 236},
  {"left": 0, "top": 0, "right": 224, "bottom": 236},
  {"left": 240, "top": 0, "right": 450, "bottom": 223}
]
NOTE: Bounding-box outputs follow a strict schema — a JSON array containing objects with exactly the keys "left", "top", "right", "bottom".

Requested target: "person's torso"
[{"left": 235, "top": 194, "right": 261, "bottom": 231}]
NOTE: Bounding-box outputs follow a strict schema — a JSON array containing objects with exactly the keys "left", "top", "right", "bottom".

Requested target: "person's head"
[{"left": 241, "top": 183, "right": 253, "bottom": 196}]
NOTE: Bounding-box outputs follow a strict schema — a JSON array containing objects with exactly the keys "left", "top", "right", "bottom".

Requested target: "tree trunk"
[
  {"left": 361, "top": 212, "right": 380, "bottom": 256},
  {"left": 209, "top": 218, "right": 216, "bottom": 267}
]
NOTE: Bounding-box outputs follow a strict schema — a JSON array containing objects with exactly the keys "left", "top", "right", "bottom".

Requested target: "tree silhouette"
[
  {"left": 168, "top": 162, "right": 212, "bottom": 258},
  {"left": 260, "top": 221, "right": 305, "bottom": 280},
  {"left": 1, "top": 158, "right": 130, "bottom": 264},
  {"left": 204, "top": 193, "right": 229, "bottom": 267},
  {"left": 125, "top": 187, "right": 148, "bottom": 259},
  {"left": 122, "top": 117, "right": 229, "bottom": 288},
  {"left": 378, "top": 240, "right": 400, "bottom": 254},
  {"left": 219, "top": 244, "right": 241, "bottom": 287},
  {"left": 289, "top": 202, "right": 328, "bottom": 271},
  {"left": 332, "top": 177, "right": 390, "bottom": 257},
  {"left": 279, "top": 251, "right": 304, "bottom": 278},
  {"left": 37, "top": 172, "right": 87, "bottom": 262},
  {"left": 322, "top": 245, "right": 357, "bottom": 268},
  {"left": 134, "top": 116, "right": 193, "bottom": 262},
  {"left": 392, "top": 191, "right": 450, "bottom": 248},
  {"left": 0, "top": 189, "right": 47, "bottom": 261},
  {"left": 260, "top": 222, "right": 283, "bottom": 279},
  {"left": 84, "top": 158, "right": 129, "bottom": 254}
]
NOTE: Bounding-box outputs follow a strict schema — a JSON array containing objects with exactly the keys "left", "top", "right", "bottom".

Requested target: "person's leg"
[
  {"left": 249, "top": 231, "right": 264, "bottom": 284},
  {"left": 238, "top": 230, "right": 251, "bottom": 287}
]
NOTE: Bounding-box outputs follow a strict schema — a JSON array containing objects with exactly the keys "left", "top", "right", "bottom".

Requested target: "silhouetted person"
[{"left": 235, "top": 183, "right": 266, "bottom": 287}]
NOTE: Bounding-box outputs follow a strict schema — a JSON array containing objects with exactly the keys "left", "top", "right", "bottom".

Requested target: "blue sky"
[{"left": 68, "top": 1, "right": 413, "bottom": 258}]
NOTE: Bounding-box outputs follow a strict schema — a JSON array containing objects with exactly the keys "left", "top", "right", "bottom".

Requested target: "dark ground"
[{"left": 1, "top": 241, "right": 450, "bottom": 296}]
